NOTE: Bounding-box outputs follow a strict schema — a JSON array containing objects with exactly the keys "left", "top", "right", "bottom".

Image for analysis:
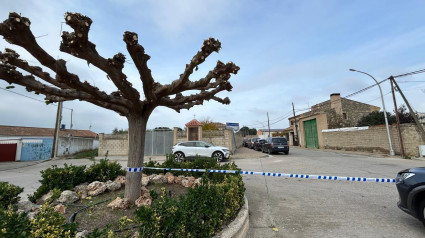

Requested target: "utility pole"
[
  {"left": 267, "top": 112, "right": 271, "bottom": 138},
  {"left": 292, "top": 102, "right": 299, "bottom": 146},
  {"left": 390, "top": 78, "right": 405, "bottom": 158},
  {"left": 70, "top": 109, "right": 73, "bottom": 129},
  {"left": 51, "top": 101, "right": 63, "bottom": 159},
  {"left": 391, "top": 76, "right": 425, "bottom": 142}
]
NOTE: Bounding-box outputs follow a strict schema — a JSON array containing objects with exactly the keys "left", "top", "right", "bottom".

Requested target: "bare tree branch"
[
  {"left": 0, "top": 49, "right": 130, "bottom": 108},
  {"left": 0, "top": 63, "right": 129, "bottom": 115},
  {"left": 123, "top": 31, "right": 158, "bottom": 102},
  {"left": 0, "top": 13, "right": 128, "bottom": 105},
  {"left": 59, "top": 12, "right": 141, "bottom": 104},
  {"left": 154, "top": 37, "right": 223, "bottom": 96}
]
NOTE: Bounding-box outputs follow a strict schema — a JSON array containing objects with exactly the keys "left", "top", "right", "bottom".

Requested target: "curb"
[{"left": 215, "top": 196, "right": 249, "bottom": 238}]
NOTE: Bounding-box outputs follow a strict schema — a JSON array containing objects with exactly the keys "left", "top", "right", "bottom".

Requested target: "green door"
[{"left": 304, "top": 119, "right": 319, "bottom": 148}]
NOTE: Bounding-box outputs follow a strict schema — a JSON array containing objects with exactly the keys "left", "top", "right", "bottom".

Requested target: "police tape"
[{"left": 134, "top": 167, "right": 396, "bottom": 183}]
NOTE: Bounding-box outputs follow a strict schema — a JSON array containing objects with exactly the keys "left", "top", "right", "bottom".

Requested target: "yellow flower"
[{"left": 1, "top": 228, "right": 6, "bottom": 233}]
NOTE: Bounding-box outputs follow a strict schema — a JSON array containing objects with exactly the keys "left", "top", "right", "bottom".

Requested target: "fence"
[{"left": 98, "top": 130, "right": 174, "bottom": 156}]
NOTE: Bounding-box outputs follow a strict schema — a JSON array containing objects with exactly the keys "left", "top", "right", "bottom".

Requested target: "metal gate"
[
  {"left": 0, "top": 142, "right": 17, "bottom": 162},
  {"left": 304, "top": 119, "right": 319, "bottom": 149},
  {"left": 144, "top": 130, "right": 174, "bottom": 156}
]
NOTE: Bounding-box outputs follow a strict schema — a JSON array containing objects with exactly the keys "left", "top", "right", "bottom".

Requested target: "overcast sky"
[{"left": 1, "top": 0, "right": 425, "bottom": 134}]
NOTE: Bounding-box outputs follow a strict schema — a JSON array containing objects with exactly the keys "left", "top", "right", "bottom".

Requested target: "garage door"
[
  {"left": 304, "top": 119, "right": 319, "bottom": 149},
  {"left": 0, "top": 143, "right": 17, "bottom": 162}
]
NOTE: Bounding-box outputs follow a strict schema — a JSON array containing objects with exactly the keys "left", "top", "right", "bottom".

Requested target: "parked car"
[
  {"left": 254, "top": 139, "right": 266, "bottom": 151},
  {"left": 248, "top": 137, "right": 260, "bottom": 149},
  {"left": 242, "top": 138, "right": 250, "bottom": 147},
  {"left": 262, "top": 137, "right": 289, "bottom": 154},
  {"left": 171, "top": 141, "right": 230, "bottom": 162},
  {"left": 396, "top": 167, "right": 425, "bottom": 226}
]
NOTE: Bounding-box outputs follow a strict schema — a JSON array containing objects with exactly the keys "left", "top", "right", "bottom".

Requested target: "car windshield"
[{"left": 272, "top": 138, "right": 287, "bottom": 143}]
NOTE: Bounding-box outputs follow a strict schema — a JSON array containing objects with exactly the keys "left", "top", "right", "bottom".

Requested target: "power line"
[
  {"left": 0, "top": 86, "right": 73, "bottom": 111},
  {"left": 392, "top": 68, "right": 425, "bottom": 78},
  {"left": 244, "top": 68, "right": 425, "bottom": 128}
]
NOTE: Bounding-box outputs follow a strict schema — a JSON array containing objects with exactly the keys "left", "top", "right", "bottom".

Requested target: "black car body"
[
  {"left": 262, "top": 137, "right": 289, "bottom": 154},
  {"left": 254, "top": 139, "right": 265, "bottom": 151},
  {"left": 242, "top": 139, "right": 249, "bottom": 147},
  {"left": 396, "top": 167, "right": 425, "bottom": 225}
]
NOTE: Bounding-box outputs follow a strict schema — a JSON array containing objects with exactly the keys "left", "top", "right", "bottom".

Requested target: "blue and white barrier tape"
[
  {"left": 126, "top": 167, "right": 144, "bottom": 172},
  {"left": 142, "top": 167, "right": 396, "bottom": 183}
]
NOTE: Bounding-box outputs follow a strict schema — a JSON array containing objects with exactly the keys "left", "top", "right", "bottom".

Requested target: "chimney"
[{"left": 330, "top": 93, "right": 342, "bottom": 115}]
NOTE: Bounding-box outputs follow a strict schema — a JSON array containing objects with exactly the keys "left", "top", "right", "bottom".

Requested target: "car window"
[
  {"left": 182, "top": 142, "right": 195, "bottom": 147},
  {"left": 272, "top": 138, "right": 287, "bottom": 143},
  {"left": 195, "top": 142, "right": 206, "bottom": 147}
]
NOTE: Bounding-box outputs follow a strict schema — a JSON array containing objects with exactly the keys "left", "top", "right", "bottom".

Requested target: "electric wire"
[
  {"left": 0, "top": 86, "right": 73, "bottom": 110},
  {"left": 243, "top": 68, "right": 425, "bottom": 128}
]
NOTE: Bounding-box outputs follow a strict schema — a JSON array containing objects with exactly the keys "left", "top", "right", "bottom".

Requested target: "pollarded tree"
[{"left": 0, "top": 12, "right": 239, "bottom": 202}]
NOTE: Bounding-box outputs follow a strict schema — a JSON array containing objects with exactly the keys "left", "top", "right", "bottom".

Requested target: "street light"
[{"left": 349, "top": 69, "right": 395, "bottom": 156}]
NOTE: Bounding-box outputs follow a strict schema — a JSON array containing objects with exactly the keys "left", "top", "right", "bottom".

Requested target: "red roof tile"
[
  {"left": 0, "top": 125, "right": 98, "bottom": 138},
  {"left": 185, "top": 119, "right": 202, "bottom": 127}
]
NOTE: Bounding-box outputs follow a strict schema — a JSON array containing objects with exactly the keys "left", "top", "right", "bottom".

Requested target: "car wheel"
[
  {"left": 174, "top": 152, "right": 184, "bottom": 162},
  {"left": 419, "top": 199, "right": 425, "bottom": 226},
  {"left": 212, "top": 151, "right": 224, "bottom": 163},
  {"left": 284, "top": 151, "right": 289, "bottom": 155}
]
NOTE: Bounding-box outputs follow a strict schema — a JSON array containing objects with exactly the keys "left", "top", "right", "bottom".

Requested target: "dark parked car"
[
  {"left": 248, "top": 137, "right": 260, "bottom": 149},
  {"left": 254, "top": 139, "right": 266, "bottom": 151},
  {"left": 242, "top": 138, "right": 250, "bottom": 147},
  {"left": 396, "top": 167, "right": 425, "bottom": 226},
  {"left": 262, "top": 137, "right": 289, "bottom": 154}
]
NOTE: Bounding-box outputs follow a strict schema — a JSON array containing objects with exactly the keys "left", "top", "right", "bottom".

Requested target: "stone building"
[{"left": 288, "top": 93, "right": 380, "bottom": 149}]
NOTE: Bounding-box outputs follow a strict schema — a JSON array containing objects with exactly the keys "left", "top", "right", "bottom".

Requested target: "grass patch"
[{"left": 73, "top": 149, "right": 98, "bottom": 160}]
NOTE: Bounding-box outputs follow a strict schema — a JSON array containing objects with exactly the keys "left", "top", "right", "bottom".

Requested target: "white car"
[{"left": 171, "top": 141, "right": 230, "bottom": 162}]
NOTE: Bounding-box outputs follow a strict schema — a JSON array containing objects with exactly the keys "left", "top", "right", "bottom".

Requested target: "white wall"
[{"left": 57, "top": 137, "right": 97, "bottom": 156}]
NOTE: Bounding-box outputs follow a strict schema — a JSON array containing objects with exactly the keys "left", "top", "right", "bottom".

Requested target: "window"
[
  {"left": 343, "top": 113, "right": 347, "bottom": 120},
  {"left": 291, "top": 121, "right": 294, "bottom": 125},
  {"left": 272, "top": 138, "right": 287, "bottom": 143}
]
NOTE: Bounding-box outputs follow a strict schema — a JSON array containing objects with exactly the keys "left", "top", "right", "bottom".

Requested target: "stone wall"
[
  {"left": 98, "top": 133, "right": 128, "bottom": 156},
  {"left": 322, "top": 124, "right": 425, "bottom": 157},
  {"left": 341, "top": 98, "right": 380, "bottom": 126},
  {"left": 202, "top": 130, "right": 235, "bottom": 153}
]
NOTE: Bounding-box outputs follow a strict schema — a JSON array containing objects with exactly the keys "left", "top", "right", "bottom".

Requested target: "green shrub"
[
  {"left": 0, "top": 206, "right": 31, "bottom": 238},
  {"left": 28, "top": 164, "right": 87, "bottom": 203},
  {"left": 136, "top": 159, "right": 246, "bottom": 237},
  {"left": 85, "top": 159, "right": 126, "bottom": 182},
  {"left": 29, "top": 203, "right": 77, "bottom": 238},
  {"left": 0, "top": 182, "right": 24, "bottom": 209}
]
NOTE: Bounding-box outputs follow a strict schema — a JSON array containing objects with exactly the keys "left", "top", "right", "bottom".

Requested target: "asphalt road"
[
  {"left": 234, "top": 147, "right": 425, "bottom": 237},
  {"left": 2, "top": 147, "right": 425, "bottom": 237}
]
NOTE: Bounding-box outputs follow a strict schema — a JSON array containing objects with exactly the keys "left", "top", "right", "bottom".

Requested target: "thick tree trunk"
[{"left": 124, "top": 113, "right": 147, "bottom": 202}]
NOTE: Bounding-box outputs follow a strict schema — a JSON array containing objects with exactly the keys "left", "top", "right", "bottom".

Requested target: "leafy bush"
[
  {"left": 144, "top": 155, "right": 237, "bottom": 183},
  {"left": 30, "top": 203, "right": 77, "bottom": 238},
  {"left": 29, "top": 160, "right": 126, "bottom": 202},
  {"left": 0, "top": 203, "right": 77, "bottom": 238},
  {"left": 136, "top": 158, "right": 246, "bottom": 237},
  {"left": 357, "top": 111, "right": 396, "bottom": 127},
  {"left": 0, "top": 182, "right": 24, "bottom": 209},
  {"left": 85, "top": 159, "right": 126, "bottom": 182},
  {"left": 0, "top": 206, "right": 30, "bottom": 238},
  {"left": 29, "top": 164, "right": 87, "bottom": 203}
]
